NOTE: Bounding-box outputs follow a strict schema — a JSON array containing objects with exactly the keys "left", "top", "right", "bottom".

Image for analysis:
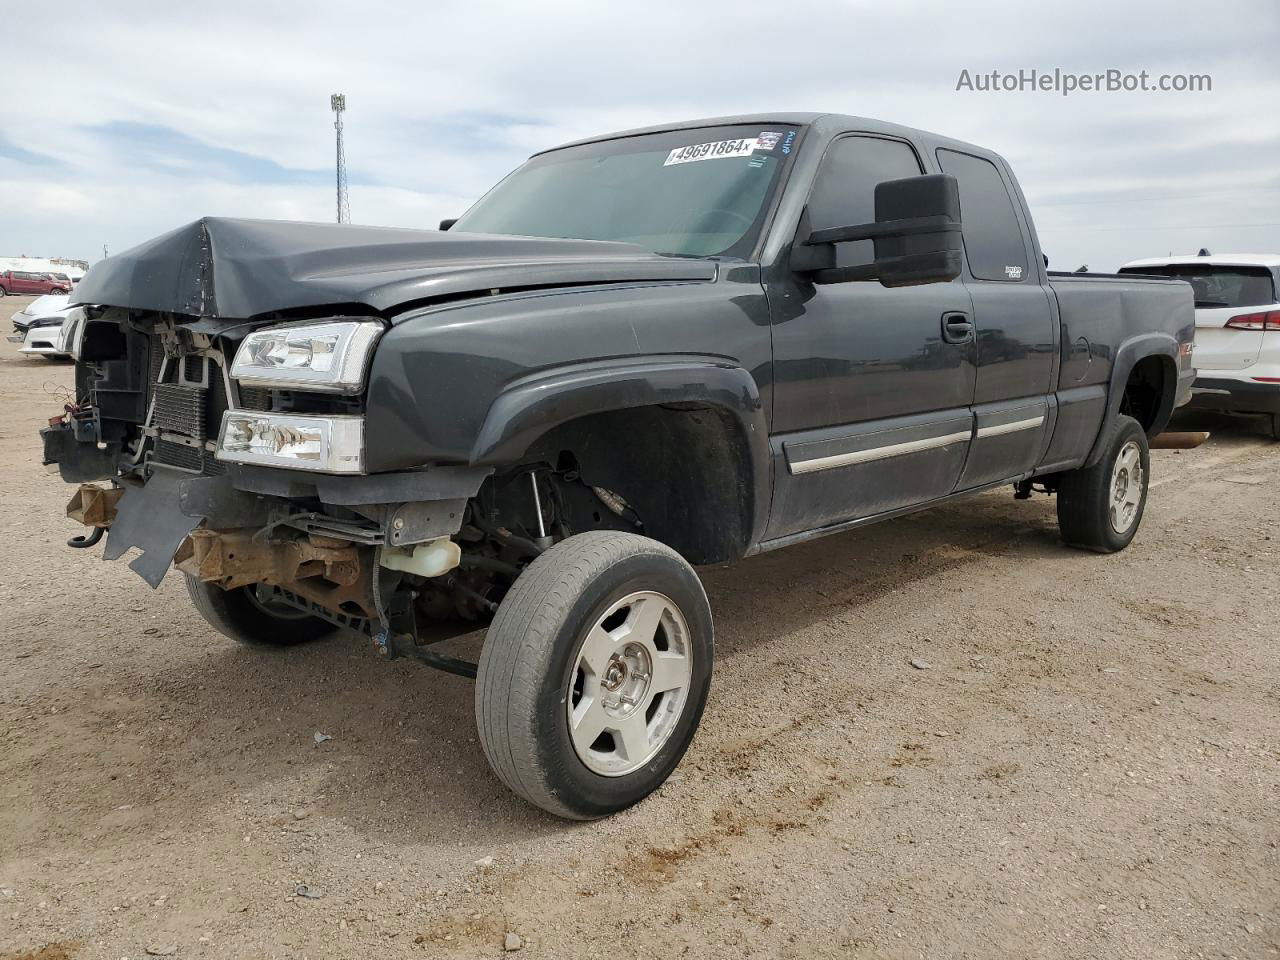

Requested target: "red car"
[{"left": 0, "top": 271, "right": 71, "bottom": 296}]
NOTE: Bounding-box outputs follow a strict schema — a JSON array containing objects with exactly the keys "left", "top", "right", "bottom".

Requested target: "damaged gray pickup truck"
[{"left": 46, "top": 113, "right": 1195, "bottom": 818}]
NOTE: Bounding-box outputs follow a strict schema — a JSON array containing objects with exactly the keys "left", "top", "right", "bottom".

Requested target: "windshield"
[
  {"left": 451, "top": 124, "right": 801, "bottom": 258},
  {"left": 1119, "top": 263, "right": 1277, "bottom": 308}
]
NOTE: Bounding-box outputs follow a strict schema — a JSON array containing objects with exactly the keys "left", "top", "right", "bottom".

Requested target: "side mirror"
[
  {"left": 792, "top": 173, "right": 964, "bottom": 287},
  {"left": 438, "top": 218, "right": 457, "bottom": 232}
]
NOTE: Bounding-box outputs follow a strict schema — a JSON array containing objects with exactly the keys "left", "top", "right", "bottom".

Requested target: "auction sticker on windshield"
[{"left": 664, "top": 138, "right": 761, "bottom": 166}]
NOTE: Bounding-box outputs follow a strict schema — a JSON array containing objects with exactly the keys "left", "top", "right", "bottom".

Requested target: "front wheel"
[
  {"left": 475, "top": 532, "right": 713, "bottom": 819},
  {"left": 1057, "top": 414, "right": 1150, "bottom": 553},
  {"left": 184, "top": 576, "right": 333, "bottom": 646}
]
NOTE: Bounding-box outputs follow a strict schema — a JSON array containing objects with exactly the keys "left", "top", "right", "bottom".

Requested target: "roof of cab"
[
  {"left": 1123, "top": 253, "right": 1280, "bottom": 269},
  {"left": 535, "top": 112, "right": 989, "bottom": 158}
]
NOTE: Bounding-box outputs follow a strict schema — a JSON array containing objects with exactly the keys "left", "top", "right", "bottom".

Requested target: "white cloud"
[{"left": 3, "top": 0, "right": 1278, "bottom": 270}]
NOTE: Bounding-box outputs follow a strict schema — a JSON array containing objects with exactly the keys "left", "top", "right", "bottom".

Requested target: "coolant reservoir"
[{"left": 379, "top": 538, "right": 461, "bottom": 578}]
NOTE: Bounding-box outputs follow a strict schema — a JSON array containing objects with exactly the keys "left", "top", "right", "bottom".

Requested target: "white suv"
[
  {"left": 5, "top": 293, "right": 75, "bottom": 359},
  {"left": 1120, "top": 253, "right": 1280, "bottom": 439}
]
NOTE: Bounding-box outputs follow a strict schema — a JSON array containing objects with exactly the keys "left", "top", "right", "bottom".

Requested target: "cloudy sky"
[{"left": 4, "top": 0, "right": 1278, "bottom": 272}]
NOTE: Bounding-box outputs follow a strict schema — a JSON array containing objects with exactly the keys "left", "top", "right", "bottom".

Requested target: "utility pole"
[{"left": 331, "top": 93, "right": 350, "bottom": 224}]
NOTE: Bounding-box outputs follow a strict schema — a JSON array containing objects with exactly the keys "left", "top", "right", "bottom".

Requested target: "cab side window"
[
  {"left": 936, "top": 149, "right": 1029, "bottom": 282},
  {"left": 808, "top": 136, "right": 924, "bottom": 269}
]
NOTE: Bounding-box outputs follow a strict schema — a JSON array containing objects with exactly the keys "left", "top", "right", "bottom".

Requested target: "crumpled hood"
[{"left": 72, "top": 217, "right": 717, "bottom": 320}]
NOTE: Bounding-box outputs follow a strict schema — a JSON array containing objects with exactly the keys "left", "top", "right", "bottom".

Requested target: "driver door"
[{"left": 765, "top": 134, "right": 977, "bottom": 542}]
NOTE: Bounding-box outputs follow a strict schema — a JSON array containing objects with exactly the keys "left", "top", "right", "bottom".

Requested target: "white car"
[
  {"left": 1120, "top": 253, "right": 1280, "bottom": 438},
  {"left": 7, "top": 293, "right": 75, "bottom": 359}
]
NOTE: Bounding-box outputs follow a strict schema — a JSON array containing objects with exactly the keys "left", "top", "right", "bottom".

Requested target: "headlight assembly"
[
  {"left": 230, "top": 319, "right": 383, "bottom": 394},
  {"left": 216, "top": 412, "right": 364, "bottom": 473}
]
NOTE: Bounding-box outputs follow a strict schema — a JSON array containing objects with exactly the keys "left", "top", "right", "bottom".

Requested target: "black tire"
[
  {"left": 475, "top": 532, "right": 713, "bottom": 820},
  {"left": 1268, "top": 413, "right": 1280, "bottom": 441},
  {"left": 184, "top": 575, "right": 332, "bottom": 646},
  {"left": 1057, "top": 414, "right": 1150, "bottom": 553}
]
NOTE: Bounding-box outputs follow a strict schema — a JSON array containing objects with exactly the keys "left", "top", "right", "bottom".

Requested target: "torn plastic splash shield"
[{"left": 102, "top": 470, "right": 202, "bottom": 588}]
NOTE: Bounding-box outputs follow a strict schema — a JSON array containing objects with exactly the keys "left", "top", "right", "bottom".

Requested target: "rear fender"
[{"left": 1084, "top": 333, "right": 1178, "bottom": 468}]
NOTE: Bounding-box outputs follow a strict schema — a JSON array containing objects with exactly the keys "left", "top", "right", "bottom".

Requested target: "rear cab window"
[
  {"left": 1117, "top": 264, "right": 1278, "bottom": 308},
  {"left": 936, "top": 149, "right": 1030, "bottom": 283}
]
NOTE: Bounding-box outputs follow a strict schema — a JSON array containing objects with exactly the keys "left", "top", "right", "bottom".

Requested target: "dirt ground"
[{"left": 0, "top": 293, "right": 1276, "bottom": 960}]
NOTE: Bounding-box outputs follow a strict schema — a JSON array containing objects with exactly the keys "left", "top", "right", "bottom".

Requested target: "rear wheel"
[
  {"left": 184, "top": 576, "right": 332, "bottom": 646},
  {"left": 1269, "top": 412, "right": 1280, "bottom": 441},
  {"left": 475, "top": 532, "right": 713, "bottom": 819},
  {"left": 1057, "top": 414, "right": 1150, "bottom": 553}
]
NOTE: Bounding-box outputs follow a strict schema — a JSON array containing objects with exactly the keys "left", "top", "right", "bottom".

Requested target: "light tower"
[{"left": 330, "top": 93, "right": 350, "bottom": 224}]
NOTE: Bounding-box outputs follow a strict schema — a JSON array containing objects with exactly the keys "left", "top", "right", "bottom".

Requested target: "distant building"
[{"left": 0, "top": 256, "right": 90, "bottom": 280}]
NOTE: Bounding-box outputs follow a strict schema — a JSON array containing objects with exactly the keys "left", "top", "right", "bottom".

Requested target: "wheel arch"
[
  {"left": 471, "top": 358, "right": 772, "bottom": 564},
  {"left": 1084, "top": 334, "right": 1178, "bottom": 468}
]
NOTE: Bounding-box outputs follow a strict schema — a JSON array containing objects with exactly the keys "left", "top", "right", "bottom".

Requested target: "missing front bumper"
[
  {"left": 66, "top": 484, "right": 124, "bottom": 528},
  {"left": 174, "top": 528, "right": 378, "bottom": 620}
]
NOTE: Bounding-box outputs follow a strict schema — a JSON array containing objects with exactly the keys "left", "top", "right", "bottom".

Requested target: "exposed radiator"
[
  {"left": 153, "top": 383, "right": 208, "bottom": 440},
  {"left": 237, "top": 386, "right": 271, "bottom": 411},
  {"left": 145, "top": 336, "right": 260, "bottom": 476},
  {"left": 154, "top": 438, "right": 226, "bottom": 475}
]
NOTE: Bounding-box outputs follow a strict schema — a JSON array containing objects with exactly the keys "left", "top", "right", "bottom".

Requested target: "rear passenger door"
[{"left": 936, "top": 149, "right": 1056, "bottom": 489}]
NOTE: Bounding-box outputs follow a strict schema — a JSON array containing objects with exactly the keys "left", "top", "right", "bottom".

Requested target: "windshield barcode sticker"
[{"left": 664, "top": 138, "right": 760, "bottom": 166}]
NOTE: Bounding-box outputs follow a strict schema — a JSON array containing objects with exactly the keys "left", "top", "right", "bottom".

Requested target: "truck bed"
[{"left": 1048, "top": 271, "right": 1194, "bottom": 392}]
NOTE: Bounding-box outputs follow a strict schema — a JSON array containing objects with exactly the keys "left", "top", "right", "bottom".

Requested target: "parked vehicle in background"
[
  {"left": 10, "top": 294, "right": 72, "bottom": 334},
  {"left": 1120, "top": 253, "right": 1280, "bottom": 438},
  {"left": 19, "top": 318, "right": 74, "bottom": 359},
  {"left": 0, "top": 270, "right": 71, "bottom": 296},
  {"left": 48, "top": 113, "right": 1195, "bottom": 819},
  {"left": 48, "top": 272, "right": 76, "bottom": 290},
  {"left": 7, "top": 293, "right": 74, "bottom": 358}
]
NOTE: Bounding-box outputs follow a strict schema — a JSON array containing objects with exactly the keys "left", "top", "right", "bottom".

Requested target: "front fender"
[
  {"left": 471, "top": 356, "right": 766, "bottom": 462},
  {"left": 363, "top": 270, "right": 773, "bottom": 475},
  {"left": 473, "top": 357, "right": 773, "bottom": 549}
]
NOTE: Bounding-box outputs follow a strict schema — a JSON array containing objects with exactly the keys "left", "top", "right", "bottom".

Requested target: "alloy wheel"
[{"left": 567, "top": 591, "right": 693, "bottom": 777}]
